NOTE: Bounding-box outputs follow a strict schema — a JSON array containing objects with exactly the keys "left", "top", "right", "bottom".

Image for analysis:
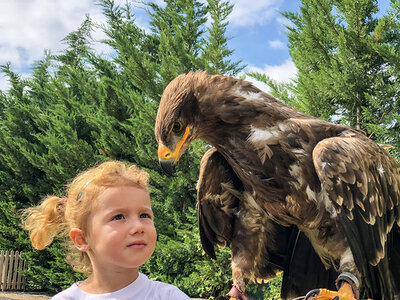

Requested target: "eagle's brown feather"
[
  {"left": 155, "top": 71, "right": 400, "bottom": 299},
  {"left": 197, "top": 148, "right": 237, "bottom": 255},
  {"left": 313, "top": 133, "right": 400, "bottom": 266}
]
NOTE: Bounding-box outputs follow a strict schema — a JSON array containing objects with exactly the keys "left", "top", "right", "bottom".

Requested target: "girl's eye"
[
  {"left": 112, "top": 214, "right": 125, "bottom": 221},
  {"left": 140, "top": 213, "right": 152, "bottom": 219}
]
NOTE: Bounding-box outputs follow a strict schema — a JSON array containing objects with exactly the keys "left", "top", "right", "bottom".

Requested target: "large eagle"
[{"left": 154, "top": 71, "right": 400, "bottom": 300}]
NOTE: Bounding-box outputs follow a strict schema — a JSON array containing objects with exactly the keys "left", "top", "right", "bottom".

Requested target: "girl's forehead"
[{"left": 95, "top": 185, "right": 151, "bottom": 208}]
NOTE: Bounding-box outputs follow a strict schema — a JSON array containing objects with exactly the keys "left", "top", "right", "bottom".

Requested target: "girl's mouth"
[{"left": 128, "top": 241, "right": 146, "bottom": 249}]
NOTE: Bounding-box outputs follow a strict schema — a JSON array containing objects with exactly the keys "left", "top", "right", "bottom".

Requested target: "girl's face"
[{"left": 85, "top": 185, "right": 157, "bottom": 273}]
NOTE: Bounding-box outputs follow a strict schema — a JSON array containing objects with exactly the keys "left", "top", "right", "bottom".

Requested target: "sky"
[{"left": 0, "top": 0, "right": 392, "bottom": 92}]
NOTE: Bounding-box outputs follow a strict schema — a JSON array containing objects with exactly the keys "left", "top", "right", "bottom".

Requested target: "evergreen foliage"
[
  {"left": 0, "top": 0, "right": 243, "bottom": 298},
  {"left": 1, "top": 0, "right": 397, "bottom": 299},
  {"left": 200, "top": 0, "right": 245, "bottom": 75},
  {"left": 248, "top": 0, "right": 400, "bottom": 159}
]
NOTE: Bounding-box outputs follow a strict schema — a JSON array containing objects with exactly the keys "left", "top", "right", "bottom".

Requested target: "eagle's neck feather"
[{"left": 194, "top": 77, "right": 309, "bottom": 130}]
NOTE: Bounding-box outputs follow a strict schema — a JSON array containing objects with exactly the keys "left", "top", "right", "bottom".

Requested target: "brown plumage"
[{"left": 155, "top": 71, "right": 400, "bottom": 299}]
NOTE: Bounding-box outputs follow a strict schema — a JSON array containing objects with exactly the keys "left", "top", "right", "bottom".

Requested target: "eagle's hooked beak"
[
  {"left": 158, "top": 126, "right": 191, "bottom": 177},
  {"left": 158, "top": 156, "right": 177, "bottom": 177}
]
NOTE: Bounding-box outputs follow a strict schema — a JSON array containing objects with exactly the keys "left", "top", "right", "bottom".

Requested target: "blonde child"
[{"left": 22, "top": 161, "right": 190, "bottom": 300}]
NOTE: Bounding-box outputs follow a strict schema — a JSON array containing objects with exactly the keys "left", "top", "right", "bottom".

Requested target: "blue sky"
[
  {"left": 0, "top": 0, "right": 392, "bottom": 92},
  {"left": 228, "top": 0, "right": 301, "bottom": 71}
]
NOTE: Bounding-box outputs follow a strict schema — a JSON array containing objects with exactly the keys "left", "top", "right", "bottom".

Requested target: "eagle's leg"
[
  {"left": 226, "top": 255, "right": 254, "bottom": 300},
  {"left": 304, "top": 248, "right": 360, "bottom": 300},
  {"left": 303, "top": 231, "right": 361, "bottom": 300},
  {"left": 226, "top": 209, "right": 279, "bottom": 300}
]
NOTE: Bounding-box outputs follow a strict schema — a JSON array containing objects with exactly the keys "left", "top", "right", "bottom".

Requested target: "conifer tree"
[
  {"left": 0, "top": 18, "right": 105, "bottom": 289},
  {"left": 200, "top": 0, "right": 245, "bottom": 75},
  {"left": 97, "top": 2, "right": 238, "bottom": 296},
  {"left": 150, "top": 0, "right": 208, "bottom": 83},
  {"left": 0, "top": 0, "right": 243, "bottom": 296},
  {"left": 249, "top": 0, "right": 400, "bottom": 159}
]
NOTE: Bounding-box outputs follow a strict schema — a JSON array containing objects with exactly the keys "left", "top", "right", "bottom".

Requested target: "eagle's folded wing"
[
  {"left": 313, "top": 134, "right": 400, "bottom": 297},
  {"left": 197, "top": 147, "right": 240, "bottom": 258}
]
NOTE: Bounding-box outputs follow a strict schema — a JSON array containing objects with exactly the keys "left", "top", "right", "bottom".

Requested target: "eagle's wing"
[
  {"left": 198, "top": 148, "right": 341, "bottom": 299},
  {"left": 313, "top": 133, "right": 400, "bottom": 298},
  {"left": 197, "top": 147, "right": 241, "bottom": 259}
]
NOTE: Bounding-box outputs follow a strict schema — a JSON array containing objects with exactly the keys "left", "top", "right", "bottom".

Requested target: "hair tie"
[{"left": 60, "top": 198, "right": 68, "bottom": 205}]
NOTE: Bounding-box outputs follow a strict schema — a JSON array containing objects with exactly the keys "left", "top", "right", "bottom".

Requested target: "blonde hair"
[{"left": 22, "top": 161, "right": 150, "bottom": 274}]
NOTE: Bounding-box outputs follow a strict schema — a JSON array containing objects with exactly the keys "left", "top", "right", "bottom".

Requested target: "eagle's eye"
[{"left": 172, "top": 122, "right": 183, "bottom": 133}]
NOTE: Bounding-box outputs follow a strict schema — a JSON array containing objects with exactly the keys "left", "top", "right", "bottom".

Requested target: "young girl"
[{"left": 23, "top": 161, "right": 190, "bottom": 300}]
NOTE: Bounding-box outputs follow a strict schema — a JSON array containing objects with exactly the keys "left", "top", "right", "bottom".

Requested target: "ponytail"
[{"left": 22, "top": 196, "right": 67, "bottom": 250}]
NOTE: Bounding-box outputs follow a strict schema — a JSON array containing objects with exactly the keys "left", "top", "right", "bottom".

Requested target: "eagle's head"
[
  {"left": 155, "top": 71, "right": 291, "bottom": 175},
  {"left": 155, "top": 72, "right": 204, "bottom": 176}
]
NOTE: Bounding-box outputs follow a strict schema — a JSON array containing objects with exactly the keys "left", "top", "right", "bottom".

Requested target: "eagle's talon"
[
  {"left": 226, "top": 285, "right": 254, "bottom": 300},
  {"left": 304, "top": 288, "right": 321, "bottom": 299},
  {"left": 303, "top": 283, "right": 357, "bottom": 300}
]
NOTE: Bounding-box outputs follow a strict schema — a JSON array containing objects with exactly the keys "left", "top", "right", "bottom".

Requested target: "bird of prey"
[{"left": 154, "top": 71, "right": 400, "bottom": 300}]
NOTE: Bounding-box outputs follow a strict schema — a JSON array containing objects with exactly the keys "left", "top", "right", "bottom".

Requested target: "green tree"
[
  {"left": 0, "top": 0, "right": 243, "bottom": 297},
  {"left": 98, "top": 1, "right": 241, "bottom": 297},
  {"left": 148, "top": 0, "right": 208, "bottom": 85},
  {"left": 200, "top": 0, "right": 245, "bottom": 75},
  {"left": 249, "top": 0, "right": 400, "bottom": 159},
  {"left": 0, "top": 19, "right": 104, "bottom": 290}
]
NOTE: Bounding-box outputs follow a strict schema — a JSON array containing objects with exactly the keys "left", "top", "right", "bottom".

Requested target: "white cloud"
[
  {"left": 243, "top": 74, "right": 272, "bottom": 93},
  {"left": 276, "top": 16, "right": 294, "bottom": 30},
  {"left": 0, "top": 0, "right": 93, "bottom": 67},
  {"left": 228, "top": 0, "right": 283, "bottom": 27},
  {"left": 244, "top": 59, "right": 297, "bottom": 92},
  {"left": 268, "top": 40, "right": 285, "bottom": 49},
  {"left": 0, "top": 0, "right": 296, "bottom": 93},
  {"left": 0, "top": 76, "right": 11, "bottom": 92},
  {"left": 248, "top": 59, "right": 297, "bottom": 83},
  {"left": 0, "top": 0, "right": 133, "bottom": 91}
]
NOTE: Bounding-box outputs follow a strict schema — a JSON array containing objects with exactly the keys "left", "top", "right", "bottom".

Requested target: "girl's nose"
[{"left": 129, "top": 218, "right": 144, "bottom": 235}]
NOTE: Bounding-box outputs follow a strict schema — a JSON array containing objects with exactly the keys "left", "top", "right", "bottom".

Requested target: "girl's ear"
[{"left": 69, "top": 228, "right": 90, "bottom": 252}]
